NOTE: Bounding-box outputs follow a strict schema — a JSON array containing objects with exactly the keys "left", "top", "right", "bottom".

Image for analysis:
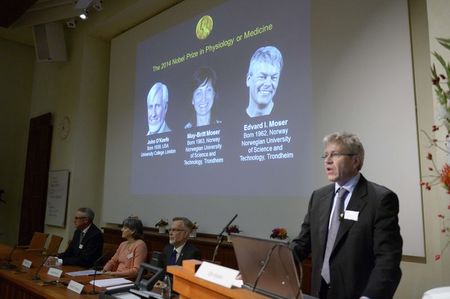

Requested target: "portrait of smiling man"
[
  {"left": 245, "top": 45, "right": 283, "bottom": 118},
  {"left": 146, "top": 82, "right": 171, "bottom": 135}
]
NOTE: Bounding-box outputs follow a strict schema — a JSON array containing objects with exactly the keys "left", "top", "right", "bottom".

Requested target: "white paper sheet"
[
  {"left": 66, "top": 269, "right": 99, "bottom": 276},
  {"left": 89, "top": 278, "right": 133, "bottom": 287}
]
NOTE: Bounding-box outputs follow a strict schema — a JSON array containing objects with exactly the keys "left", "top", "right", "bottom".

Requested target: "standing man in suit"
[
  {"left": 291, "top": 132, "right": 402, "bottom": 299},
  {"left": 163, "top": 217, "right": 201, "bottom": 267},
  {"left": 58, "top": 207, "right": 103, "bottom": 268}
]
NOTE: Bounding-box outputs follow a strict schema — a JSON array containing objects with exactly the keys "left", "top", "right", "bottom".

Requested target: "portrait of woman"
[{"left": 185, "top": 66, "right": 222, "bottom": 129}]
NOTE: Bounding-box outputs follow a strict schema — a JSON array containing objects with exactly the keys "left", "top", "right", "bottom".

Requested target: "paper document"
[
  {"left": 106, "top": 283, "right": 135, "bottom": 290},
  {"left": 66, "top": 269, "right": 102, "bottom": 276},
  {"left": 90, "top": 278, "right": 133, "bottom": 287},
  {"left": 108, "top": 293, "right": 140, "bottom": 299}
]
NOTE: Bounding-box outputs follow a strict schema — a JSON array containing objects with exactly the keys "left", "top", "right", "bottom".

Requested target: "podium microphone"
[
  {"left": 90, "top": 254, "right": 106, "bottom": 295},
  {"left": 0, "top": 244, "right": 18, "bottom": 269},
  {"left": 212, "top": 214, "right": 238, "bottom": 263},
  {"left": 32, "top": 255, "right": 50, "bottom": 280},
  {"left": 252, "top": 244, "right": 280, "bottom": 292}
]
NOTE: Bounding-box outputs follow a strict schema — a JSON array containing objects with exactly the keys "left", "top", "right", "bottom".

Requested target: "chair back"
[
  {"left": 28, "top": 232, "right": 49, "bottom": 250},
  {"left": 46, "top": 235, "right": 63, "bottom": 255}
]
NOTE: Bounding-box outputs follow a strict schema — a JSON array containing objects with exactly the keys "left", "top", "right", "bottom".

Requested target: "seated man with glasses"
[
  {"left": 57, "top": 207, "right": 103, "bottom": 267},
  {"left": 163, "top": 217, "right": 201, "bottom": 268}
]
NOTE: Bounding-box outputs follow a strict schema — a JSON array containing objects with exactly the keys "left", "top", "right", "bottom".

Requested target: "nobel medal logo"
[{"left": 196, "top": 15, "right": 213, "bottom": 40}]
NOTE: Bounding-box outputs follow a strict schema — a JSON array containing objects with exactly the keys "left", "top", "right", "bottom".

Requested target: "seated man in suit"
[
  {"left": 163, "top": 217, "right": 201, "bottom": 267},
  {"left": 58, "top": 207, "right": 103, "bottom": 268}
]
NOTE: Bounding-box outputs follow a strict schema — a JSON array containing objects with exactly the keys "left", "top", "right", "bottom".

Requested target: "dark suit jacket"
[
  {"left": 162, "top": 242, "right": 201, "bottom": 267},
  {"left": 291, "top": 174, "right": 402, "bottom": 299},
  {"left": 58, "top": 223, "right": 103, "bottom": 268}
]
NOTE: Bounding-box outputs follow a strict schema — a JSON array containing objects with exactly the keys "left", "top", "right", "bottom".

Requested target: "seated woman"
[{"left": 102, "top": 217, "right": 148, "bottom": 278}]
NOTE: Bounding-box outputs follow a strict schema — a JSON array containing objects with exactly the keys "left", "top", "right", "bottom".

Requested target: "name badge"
[
  {"left": 344, "top": 210, "right": 359, "bottom": 221},
  {"left": 79, "top": 244, "right": 84, "bottom": 249},
  {"left": 22, "top": 259, "right": 32, "bottom": 269},
  {"left": 127, "top": 253, "right": 134, "bottom": 259},
  {"left": 67, "top": 280, "right": 84, "bottom": 294},
  {"left": 48, "top": 267, "right": 63, "bottom": 278}
]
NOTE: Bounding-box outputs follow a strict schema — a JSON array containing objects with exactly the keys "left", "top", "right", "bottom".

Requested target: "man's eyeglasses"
[
  {"left": 74, "top": 216, "right": 87, "bottom": 220},
  {"left": 321, "top": 152, "right": 355, "bottom": 160}
]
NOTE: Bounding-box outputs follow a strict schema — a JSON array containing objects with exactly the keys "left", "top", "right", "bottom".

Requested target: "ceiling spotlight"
[
  {"left": 79, "top": 9, "right": 88, "bottom": 20},
  {"left": 66, "top": 18, "right": 76, "bottom": 29},
  {"left": 93, "top": 0, "right": 103, "bottom": 11}
]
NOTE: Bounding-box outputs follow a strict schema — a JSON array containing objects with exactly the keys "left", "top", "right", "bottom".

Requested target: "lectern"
[{"left": 167, "top": 260, "right": 268, "bottom": 299}]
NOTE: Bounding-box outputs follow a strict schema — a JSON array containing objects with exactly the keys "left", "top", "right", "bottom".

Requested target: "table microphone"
[
  {"left": 212, "top": 214, "right": 238, "bottom": 262},
  {"left": 90, "top": 254, "right": 106, "bottom": 295},
  {"left": 0, "top": 245, "right": 18, "bottom": 269},
  {"left": 32, "top": 255, "right": 50, "bottom": 280}
]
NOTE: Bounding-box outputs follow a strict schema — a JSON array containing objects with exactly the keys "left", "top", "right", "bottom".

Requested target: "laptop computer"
[{"left": 230, "top": 234, "right": 303, "bottom": 299}]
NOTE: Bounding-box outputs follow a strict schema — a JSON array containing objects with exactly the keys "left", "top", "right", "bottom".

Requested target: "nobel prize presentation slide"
[{"left": 130, "top": 0, "right": 312, "bottom": 198}]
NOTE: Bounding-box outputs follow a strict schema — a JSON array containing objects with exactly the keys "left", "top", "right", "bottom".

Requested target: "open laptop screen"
[{"left": 230, "top": 234, "right": 303, "bottom": 299}]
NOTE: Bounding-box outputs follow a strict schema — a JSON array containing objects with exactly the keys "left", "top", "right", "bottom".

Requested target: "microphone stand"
[
  {"left": 0, "top": 245, "right": 17, "bottom": 269},
  {"left": 32, "top": 255, "right": 50, "bottom": 280},
  {"left": 252, "top": 244, "right": 279, "bottom": 292},
  {"left": 212, "top": 214, "right": 238, "bottom": 263},
  {"left": 90, "top": 254, "right": 105, "bottom": 295}
]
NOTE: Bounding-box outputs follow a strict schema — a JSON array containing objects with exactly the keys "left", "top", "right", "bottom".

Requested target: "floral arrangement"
[
  {"left": 192, "top": 222, "right": 199, "bottom": 230},
  {"left": 226, "top": 224, "right": 240, "bottom": 234},
  {"left": 155, "top": 218, "right": 168, "bottom": 227},
  {"left": 421, "top": 37, "right": 450, "bottom": 261},
  {"left": 270, "top": 227, "right": 288, "bottom": 240},
  {"left": 422, "top": 37, "right": 450, "bottom": 193}
]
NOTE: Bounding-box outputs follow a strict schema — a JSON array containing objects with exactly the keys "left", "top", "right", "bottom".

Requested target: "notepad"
[{"left": 89, "top": 278, "right": 133, "bottom": 287}]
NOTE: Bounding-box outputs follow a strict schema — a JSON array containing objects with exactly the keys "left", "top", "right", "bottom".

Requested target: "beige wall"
[
  {"left": 32, "top": 19, "right": 110, "bottom": 250},
  {"left": 0, "top": 0, "right": 448, "bottom": 297}
]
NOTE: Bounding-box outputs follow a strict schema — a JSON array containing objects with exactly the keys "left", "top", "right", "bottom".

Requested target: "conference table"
[{"left": 0, "top": 243, "right": 111, "bottom": 299}]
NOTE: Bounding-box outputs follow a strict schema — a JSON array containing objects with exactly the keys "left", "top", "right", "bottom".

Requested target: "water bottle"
[{"left": 161, "top": 274, "right": 172, "bottom": 298}]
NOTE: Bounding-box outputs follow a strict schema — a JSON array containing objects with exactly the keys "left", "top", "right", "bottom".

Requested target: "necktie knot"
[{"left": 337, "top": 187, "right": 348, "bottom": 199}]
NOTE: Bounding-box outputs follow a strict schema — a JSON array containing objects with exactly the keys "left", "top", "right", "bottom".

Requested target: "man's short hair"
[
  {"left": 323, "top": 132, "right": 365, "bottom": 170},
  {"left": 147, "top": 82, "right": 169, "bottom": 106},
  {"left": 247, "top": 46, "right": 284, "bottom": 77},
  {"left": 172, "top": 217, "right": 194, "bottom": 232},
  {"left": 77, "top": 207, "right": 95, "bottom": 222}
]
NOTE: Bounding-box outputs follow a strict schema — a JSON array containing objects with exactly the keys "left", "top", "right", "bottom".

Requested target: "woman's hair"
[
  {"left": 122, "top": 217, "right": 144, "bottom": 240},
  {"left": 192, "top": 66, "right": 217, "bottom": 92}
]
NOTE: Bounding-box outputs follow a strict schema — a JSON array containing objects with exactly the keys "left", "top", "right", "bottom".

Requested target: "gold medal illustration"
[{"left": 196, "top": 15, "right": 213, "bottom": 40}]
